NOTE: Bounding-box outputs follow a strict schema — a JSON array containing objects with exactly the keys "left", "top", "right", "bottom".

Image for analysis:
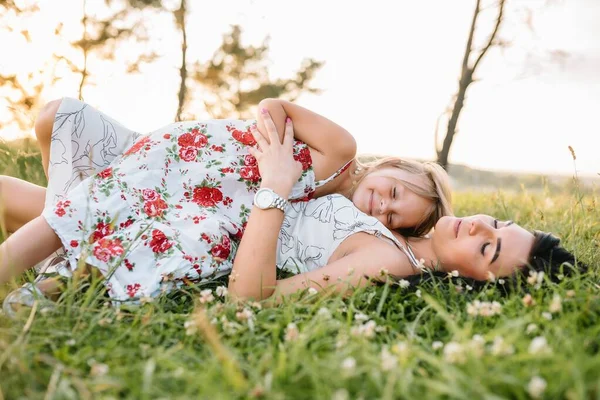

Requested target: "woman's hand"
[{"left": 249, "top": 110, "right": 302, "bottom": 199}]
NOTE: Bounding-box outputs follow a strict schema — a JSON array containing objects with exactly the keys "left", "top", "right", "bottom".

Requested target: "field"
[{"left": 1, "top": 140, "right": 599, "bottom": 399}]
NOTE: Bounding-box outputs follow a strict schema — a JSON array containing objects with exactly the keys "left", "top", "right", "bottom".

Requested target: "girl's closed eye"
[{"left": 481, "top": 242, "right": 490, "bottom": 256}]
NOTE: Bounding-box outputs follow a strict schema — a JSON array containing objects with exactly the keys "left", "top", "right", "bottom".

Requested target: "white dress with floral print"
[{"left": 42, "top": 98, "right": 349, "bottom": 301}]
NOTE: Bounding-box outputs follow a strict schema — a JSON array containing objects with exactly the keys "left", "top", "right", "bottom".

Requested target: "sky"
[{"left": 1, "top": 0, "right": 599, "bottom": 177}]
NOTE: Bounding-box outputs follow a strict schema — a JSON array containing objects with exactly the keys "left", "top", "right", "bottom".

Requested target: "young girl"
[{"left": 0, "top": 97, "right": 452, "bottom": 304}]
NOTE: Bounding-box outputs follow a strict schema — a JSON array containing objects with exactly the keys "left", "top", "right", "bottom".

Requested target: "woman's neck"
[{"left": 405, "top": 236, "right": 442, "bottom": 272}]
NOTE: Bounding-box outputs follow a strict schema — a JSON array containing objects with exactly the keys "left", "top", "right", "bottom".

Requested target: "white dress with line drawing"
[{"left": 276, "top": 194, "right": 420, "bottom": 274}]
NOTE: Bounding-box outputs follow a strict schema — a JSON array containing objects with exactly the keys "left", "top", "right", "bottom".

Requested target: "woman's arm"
[
  {"left": 268, "top": 235, "right": 416, "bottom": 301},
  {"left": 228, "top": 116, "right": 303, "bottom": 300},
  {"left": 255, "top": 99, "right": 357, "bottom": 161}
]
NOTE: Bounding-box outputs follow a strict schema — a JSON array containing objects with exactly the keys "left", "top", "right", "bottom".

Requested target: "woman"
[
  {"left": 0, "top": 96, "right": 450, "bottom": 303},
  {"left": 226, "top": 122, "right": 584, "bottom": 300}
]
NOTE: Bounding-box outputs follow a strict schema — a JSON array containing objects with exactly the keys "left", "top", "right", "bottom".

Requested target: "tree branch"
[{"left": 472, "top": 0, "right": 506, "bottom": 72}]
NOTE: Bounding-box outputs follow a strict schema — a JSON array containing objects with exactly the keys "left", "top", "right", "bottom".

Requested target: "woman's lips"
[{"left": 455, "top": 218, "right": 462, "bottom": 238}]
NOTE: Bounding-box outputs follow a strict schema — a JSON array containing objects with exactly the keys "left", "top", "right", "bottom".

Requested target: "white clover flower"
[
  {"left": 354, "top": 312, "right": 369, "bottom": 322},
  {"left": 307, "top": 287, "right": 318, "bottom": 296},
  {"left": 235, "top": 308, "right": 254, "bottom": 322},
  {"left": 415, "top": 289, "right": 422, "bottom": 298},
  {"left": 522, "top": 294, "right": 536, "bottom": 307},
  {"left": 432, "top": 341, "right": 444, "bottom": 351},
  {"left": 466, "top": 300, "right": 502, "bottom": 317},
  {"left": 489, "top": 336, "right": 515, "bottom": 356},
  {"left": 448, "top": 270, "right": 459, "bottom": 278},
  {"left": 417, "top": 258, "right": 427, "bottom": 271},
  {"left": 443, "top": 342, "right": 466, "bottom": 364},
  {"left": 528, "top": 336, "right": 551, "bottom": 355},
  {"left": 486, "top": 271, "right": 496, "bottom": 282},
  {"left": 347, "top": 267, "right": 355, "bottom": 276},
  {"left": 332, "top": 389, "right": 349, "bottom": 400},
  {"left": 284, "top": 323, "right": 299, "bottom": 342},
  {"left": 350, "top": 320, "right": 377, "bottom": 338},
  {"left": 549, "top": 294, "right": 562, "bottom": 314},
  {"left": 215, "top": 286, "right": 228, "bottom": 297},
  {"left": 527, "top": 376, "right": 547, "bottom": 399},
  {"left": 317, "top": 307, "right": 331, "bottom": 319},
  {"left": 526, "top": 323, "right": 538, "bottom": 334},
  {"left": 184, "top": 319, "right": 198, "bottom": 336},
  {"left": 498, "top": 279, "right": 505, "bottom": 285},
  {"left": 379, "top": 267, "right": 389, "bottom": 277},
  {"left": 466, "top": 285, "right": 473, "bottom": 291},
  {"left": 469, "top": 335, "right": 486, "bottom": 357},
  {"left": 199, "top": 289, "right": 215, "bottom": 304},
  {"left": 392, "top": 341, "right": 410, "bottom": 359},
  {"left": 542, "top": 312, "right": 553, "bottom": 321},
  {"left": 566, "top": 290, "right": 576, "bottom": 298},
  {"left": 250, "top": 301, "right": 262, "bottom": 310},
  {"left": 90, "top": 362, "right": 109, "bottom": 377},
  {"left": 66, "top": 339, "right": 76, "bottom": 346},
  {"left": 527, "top": 271, "right": 545, "bottom": 288},
  {"left": 380, "top": 347, "right": 398, "bottom": 371},
  {"left": 341, "top": 357, "right": 356, "bottom": 372},
  {"left": 398, "top": 279, "right": 410, "bottom": 289}
]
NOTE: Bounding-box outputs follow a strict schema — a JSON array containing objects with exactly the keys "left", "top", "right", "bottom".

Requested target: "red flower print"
[
  {"left": 244, "top": 154, "right": 257, "bottom": 166},
  {"left": 93, "top": 238, "right": 124, "bottom": 262},
  {"left": 211, "top": 145, "right": 224, "bottom": 152},
  {"left": 142, "top": 189, "right": 159, "bottom": 201},
  {"left": 97, "top": 167, "right": 113, "bottom": 179},
  {"left": 55, "top": 208, "right": 66, "bottom": 217},
  {"left": 120, "top": 218, "right": 134, "bottom": 229},
  {"left": 143, "top": 199, "right": 168, "bottom": 218},
  {"left": 192, "top": 187, "right": 223, "bottom": 207},
  {"left": 70, "top": 240, "right": 79, "bottom": 248},
  {"left": 89, "top": 222, "right": 114, "bottom": 244},
  {"left": 126, "top": 283, "right": 141, "bottom": 298},
  {"left": 163, "top": 133, "right": 171, "bottom": 139},
  {"left": 200, "top": 233, "right": 212, "bottom": 243},
  {"left": 149, "top": 229, "right": 172, "bottom": 253},
  {"left": 210, "top": 236, "right": 231, "bottom": 261},
  {"left": 239, "top": 166, "right": 261, "bottom": 182},
  {"left": 124, "top": 136, "right": 150, "bottom": 155},
  {"left": 124, "top": 259, "right": 135, "bottom": 271},
  {"left": 232, "top": 129, "right": 256, "bottom": 146},
  {"left": 294, "top": 147, "right": 312, "bottom": 171},
  {"left": 179, "top": 146, "right": 198, "bottom": 162},
  {"left": 178, "top": 131, "right": 208, "bottom": 148},
  {"left": 220, "top": 167, "right": 234, "bottom": 174}
]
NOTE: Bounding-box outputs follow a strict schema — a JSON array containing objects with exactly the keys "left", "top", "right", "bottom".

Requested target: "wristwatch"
[{"left": 253, "top": 188, "right": 289, "bottom": 212}]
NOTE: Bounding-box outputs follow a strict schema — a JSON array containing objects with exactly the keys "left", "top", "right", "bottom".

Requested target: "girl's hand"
[{"left": 249, "top": 110, "right": 302, "bottom": 198}]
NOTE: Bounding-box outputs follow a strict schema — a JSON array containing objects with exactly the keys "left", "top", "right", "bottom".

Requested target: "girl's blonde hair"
[{"left": 354, "top": 157, "right": 453, "bottom": 237}]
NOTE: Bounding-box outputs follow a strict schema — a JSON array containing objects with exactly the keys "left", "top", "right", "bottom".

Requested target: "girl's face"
[
  {"left": 351, "top": 167, "right": 434, "bottom": 231},
  {"left": 431, "top": 214, "right": 535, "bottom": 280}
]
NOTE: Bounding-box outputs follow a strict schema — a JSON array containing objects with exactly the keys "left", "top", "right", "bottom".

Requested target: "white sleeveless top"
[{"left": 276, "top": 194, "right": 420, "bottom": 273}]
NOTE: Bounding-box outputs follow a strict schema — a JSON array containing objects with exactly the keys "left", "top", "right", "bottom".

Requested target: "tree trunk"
[
  {"left": 438, "top": 69, "right": 472, "bottom": 169},
  {"left": 174, "top": 0, "right": 187, "bottom": 122}
]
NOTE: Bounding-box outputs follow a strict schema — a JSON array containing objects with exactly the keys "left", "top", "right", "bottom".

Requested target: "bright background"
[{"left": 1, "top": 0, "right": 599, "bottom": 176}]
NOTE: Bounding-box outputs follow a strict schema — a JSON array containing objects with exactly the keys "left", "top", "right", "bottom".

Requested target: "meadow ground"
[{"left": 0, "top": 140, "right": 599, "bottom": 399}]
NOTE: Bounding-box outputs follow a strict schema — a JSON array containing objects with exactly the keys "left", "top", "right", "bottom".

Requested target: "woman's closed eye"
[{"left": 481, "top": 242, "right": 491, "bottom": 256}]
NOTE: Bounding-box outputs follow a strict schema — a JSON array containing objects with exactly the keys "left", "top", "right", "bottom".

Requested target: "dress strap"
[{"left": 314, "top": 159, "right": 354, "bottom": 188}]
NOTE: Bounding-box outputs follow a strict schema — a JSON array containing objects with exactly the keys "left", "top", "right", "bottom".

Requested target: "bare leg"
[
  {"left": 0, "top": 215, "right": 62, "bottom": 284},
  {"left": 34, "top": 99, "right": 62, "bottom": 179},
  {"left": 0, "top": 175, "right": 46, "bottom": 234}
]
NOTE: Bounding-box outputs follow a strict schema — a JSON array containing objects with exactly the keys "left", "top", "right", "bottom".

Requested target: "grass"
[{"left": 1, "top": 142, "right": 599, "bottom": 399}]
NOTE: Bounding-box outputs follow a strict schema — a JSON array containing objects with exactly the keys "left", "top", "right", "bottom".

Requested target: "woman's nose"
[{"left": 468, "top": 219, "right": 490, "bottom": 236}]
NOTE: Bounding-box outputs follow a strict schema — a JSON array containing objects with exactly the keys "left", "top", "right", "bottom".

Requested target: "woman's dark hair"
[{"left": 397, "top": 230, "right": 587, "bottom": 293}]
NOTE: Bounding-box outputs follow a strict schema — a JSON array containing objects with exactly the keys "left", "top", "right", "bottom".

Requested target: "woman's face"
[
  {"left": 351, "top": 167, "right": 433, "bottom": 231},
  {"left": 431, "top": 214, "right": 535, "bottom": 280}
]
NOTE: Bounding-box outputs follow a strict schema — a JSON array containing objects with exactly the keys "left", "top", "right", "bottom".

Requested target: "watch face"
[{"left": 256, "top": 189, "right": 274, "bottom": 208}]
